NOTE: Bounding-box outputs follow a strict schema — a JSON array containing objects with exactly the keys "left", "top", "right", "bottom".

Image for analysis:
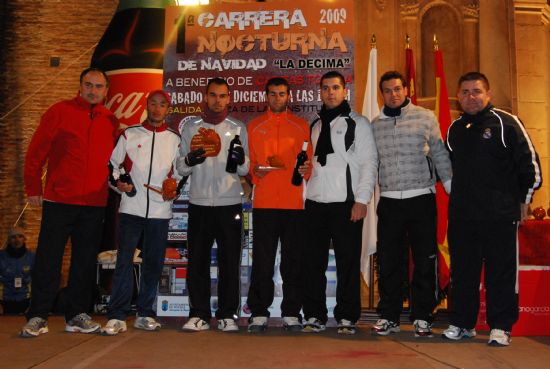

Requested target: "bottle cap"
[
  {"left": 236, "top": 126, "right": 241, "bottom": 136},
  {"left": 302, "top": 141, "right": 308, "bottom": 151}
]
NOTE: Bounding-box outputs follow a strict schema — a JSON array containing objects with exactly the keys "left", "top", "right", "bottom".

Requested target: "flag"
[
  {"left": 405, "top": 48, "right": 417, "bottom": 105},
  {"left": 434, "top": 46, "right": 452, "bottom": 292},
  {"left": 360, "top": 46, "right": 380, "bottom": 286}
]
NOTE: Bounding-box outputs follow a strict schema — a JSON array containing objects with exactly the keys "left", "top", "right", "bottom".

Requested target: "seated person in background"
[{"left": 0, "top": 227, "right": 35, "bottom": 315}]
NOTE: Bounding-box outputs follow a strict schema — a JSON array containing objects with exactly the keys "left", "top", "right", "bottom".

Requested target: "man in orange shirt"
[{"left": 246, "top": 77, "right": 312, "bottom": 332}]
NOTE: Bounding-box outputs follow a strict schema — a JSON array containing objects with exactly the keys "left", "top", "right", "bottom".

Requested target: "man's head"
[
  {"left": 205, "top": 78, "right": 230, "bottom": 113},
  {"left": 265, "top": 77, "right": 290, "bottom": 113},
  {"left": 457, "top": 72, "right": 492, "bottom": 115},
  {"left": 79, "top": 67, "right": 109, "bottom": 105},
  {"left": 146, "top": 90, "right": 171, "bottom": 126},
  {"left": 320, "top": 71, "right": 347, "bottom": 110},
  {"left": 379, "top": 71, "right": 408, "bottom": 109},
  {"left": 7, "top": 227, "right": 26, "bottom": 249}
]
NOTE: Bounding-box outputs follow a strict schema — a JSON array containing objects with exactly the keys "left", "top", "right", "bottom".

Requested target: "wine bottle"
[
  {"left": 291, "top": 141, "right": 309, "bottom": 186},
  {"left": 119, "top": 167, "right": 137, "bottom": 197},
  {"left": 225, "top": 127, "right": 242, "bottom": 174}
]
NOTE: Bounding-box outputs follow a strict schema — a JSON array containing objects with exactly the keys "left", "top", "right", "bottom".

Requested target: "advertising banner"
[{"left": 163, "top": 0, "right": 355, "bottom": 127}]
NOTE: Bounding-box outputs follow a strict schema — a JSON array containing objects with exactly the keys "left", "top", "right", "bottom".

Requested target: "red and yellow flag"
[
  {"left": 434, "top": 45, "right": 451, "bottom": 291},
  {"left": 405, "top": 47, "right": 417, "bottom": 105}
]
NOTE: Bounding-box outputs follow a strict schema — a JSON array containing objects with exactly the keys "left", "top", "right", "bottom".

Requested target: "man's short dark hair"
[
  {"left": 458, "top": 71, "right": 490, "bottom": 90},
  {"left": 320, "top": 71, "right": 346, "bottom": 88},
  {"left": 379, "top": 71, "right": 407, "bottom": 92},
  {"left": 207, "top": 77, "right": 230, "bottom": 93},
  {"left": 80, "top": 67, "right": 109, "bottom": 87},
  {"left": 265, "top": 77, "right": 289, "bottom": 95}
]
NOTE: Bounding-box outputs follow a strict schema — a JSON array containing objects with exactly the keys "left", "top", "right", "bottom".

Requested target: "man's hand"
[
  {"left": 231, "top": 145, "right": 245, "bottom": 165},
  {"left": 298, "top": 160, "right": 311, "bottom": 177},
  {"left": 28, "top": 196, "right": 43, "bottom": 207},
  {"left": 185, "top": 148, "right": 206, "bottom": 167},
  {"left": 520, "top": 203, "right": 529, "bottom": 223},
  {"left": 351, "top": 202, "right": 367, "bottom": 222},
  {"left": 253, "top": 165, "right": 270, "bottom": 178},
  {"left": 116, "top": 181, "right": 134, "bottom": 193}
]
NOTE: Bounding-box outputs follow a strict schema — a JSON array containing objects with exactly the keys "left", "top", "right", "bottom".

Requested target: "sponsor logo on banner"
[{"left": 105, "top": 69, "right": 164, "bottom": 126}]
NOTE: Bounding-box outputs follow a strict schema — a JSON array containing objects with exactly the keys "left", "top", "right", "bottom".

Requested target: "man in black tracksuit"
[{"left": 443, "top": 72, "right": 542, "bottom": 346}]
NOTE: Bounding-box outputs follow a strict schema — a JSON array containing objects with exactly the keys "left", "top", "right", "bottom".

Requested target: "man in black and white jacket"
[
  {"left": 301, "top": 71, "right": 377, "bottom": 335},
  {"left": 443, "top": 72, "right": 542, "bottom": 346}
]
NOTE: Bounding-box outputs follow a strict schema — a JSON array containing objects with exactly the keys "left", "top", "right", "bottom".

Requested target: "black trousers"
[
  {"left": 448, "top": 219, "right": 519, "bottom": 331},
  {"left": 187, "top": 203, "right": 242, "bottom": 321},
  {"left": 246, "top": 208, "right": 305, "bottom": 318},
  {"left": 27, "top": 201, "right": 105, "bottom": 321},
  {"left": 303, "top": 200, "right": 363, "bottom": 323},
  {"left": 376, "top": 194, "right": 438, "bottom": 323}
]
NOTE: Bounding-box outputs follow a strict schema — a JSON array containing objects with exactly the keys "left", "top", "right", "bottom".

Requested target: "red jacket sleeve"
[{"left": 24, "top": 105, "right": 60, "bottom": 196}]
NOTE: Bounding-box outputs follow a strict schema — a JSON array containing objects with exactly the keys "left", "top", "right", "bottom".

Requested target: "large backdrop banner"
[{"left": 163, "top": 0, "right": 355, "bottom": 128}]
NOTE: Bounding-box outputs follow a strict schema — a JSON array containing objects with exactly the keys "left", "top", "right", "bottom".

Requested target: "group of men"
[{"left": 16, "top": 66, "right": 541, "bottom": 347}]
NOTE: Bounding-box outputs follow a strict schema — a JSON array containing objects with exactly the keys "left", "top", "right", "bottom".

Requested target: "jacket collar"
[
  {"left": 461, "top": 103, "right": 493, "bottom": 125},
  {"left": 142, "top": 120, "right": 168, "bottom": 132},
  {"left": 379, "top": 98, "right": 411, "bottom": 119},
  {"left": 267, "top": 108, "right": 289, "bottom": 121}
]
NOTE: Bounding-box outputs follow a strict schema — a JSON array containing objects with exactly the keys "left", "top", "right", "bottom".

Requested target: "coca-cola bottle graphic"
[
  {"left": 92, "top": 0, "right": 175, "bottom": 252},
  {"left": 91, "top": 0, "right": 175, "bottom": 126}
]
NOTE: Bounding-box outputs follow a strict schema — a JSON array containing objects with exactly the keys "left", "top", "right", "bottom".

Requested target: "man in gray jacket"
[
  {"left": 371, "top": 71, "right": 451, "bottom": 338},
  {"left": 177, "top": 78, "right": 249, "bottom": 332}
]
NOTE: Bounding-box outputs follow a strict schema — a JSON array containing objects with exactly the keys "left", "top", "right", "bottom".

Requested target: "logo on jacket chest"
[{"left": 482, "top": 128, "right": 492, "bottom": 139}]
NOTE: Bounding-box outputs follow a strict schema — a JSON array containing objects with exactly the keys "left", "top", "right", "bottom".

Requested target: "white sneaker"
[
  {"left": 488, "top": 329, "right": 511, "bottom": 346},
  {"left": 302, "top": 318, "right": 326, "bottom": 333},
  {"left": 101, "top": 319, "right": 127, "bottom": 336},
  {"left": 372, "top": 319, "right": 400, "bottom": 336},
  {"left": 282, "top": 316, "right": 302, "bottom": 332},
  {"left": 413, "top": 319, "right": 433, "bottom": 338},
  {"left": 182, "top": 317, "right": 210, "bottom": 332},
  {"left": 218, "top": 318, "right": 239, "bottom": 332},
  {"left": 442, "top": 325, "right": 477, "bottom": 340},
  {"left": 20, "top": 317, "right": 49, "bottom": 338},
  {"left": 248, "top": 316, "right": 268, "bottom": 333},
  {"left": 65, "top": 313, "right": 101, "bottom": 334},
  {"left": 134, "top": 317, "right": 161, "bottom": 331},
  {"left": 337, "top": 319, "right": 357, "bottom": 335}
]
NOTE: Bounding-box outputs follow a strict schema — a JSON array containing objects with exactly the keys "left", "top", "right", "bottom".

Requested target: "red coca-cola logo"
[{"left": 104, "top": 69, "right": 163, "bottom": 125}]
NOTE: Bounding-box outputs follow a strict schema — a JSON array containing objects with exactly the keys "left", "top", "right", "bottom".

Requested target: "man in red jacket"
[{"left": 21, "top": 67, "right": 118, "bottom": 338}]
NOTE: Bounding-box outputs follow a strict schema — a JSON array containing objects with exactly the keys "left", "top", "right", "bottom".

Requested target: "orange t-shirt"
[{"left": 247, "top": 110, "right": 312, "bottom": 210}]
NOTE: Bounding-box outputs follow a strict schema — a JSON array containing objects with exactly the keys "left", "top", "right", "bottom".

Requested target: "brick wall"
[{"left": 0, "top": 0, "right": 118, "bottom": 249}]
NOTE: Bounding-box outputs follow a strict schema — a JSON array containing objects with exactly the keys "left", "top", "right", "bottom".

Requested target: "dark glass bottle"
[
  {"left": 291, "top": 141, "right": 309, "bottom": 186},
  {"left": 225, "top": 127, "right": 242, "bottom": 174},
  {"left": 119, "top": 167, "right": 137, "bottom": 197}
]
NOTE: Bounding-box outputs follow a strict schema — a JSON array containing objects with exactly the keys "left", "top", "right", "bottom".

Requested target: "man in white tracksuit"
[
  {"left": 302, "top": 71, "right": 378, "bottom": 335},
  {"left": 178, "top": 78, "right": 250, "bottom": 333},
  {"left": 102, "top": 90, "right": 181, "bottom": 335}
]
